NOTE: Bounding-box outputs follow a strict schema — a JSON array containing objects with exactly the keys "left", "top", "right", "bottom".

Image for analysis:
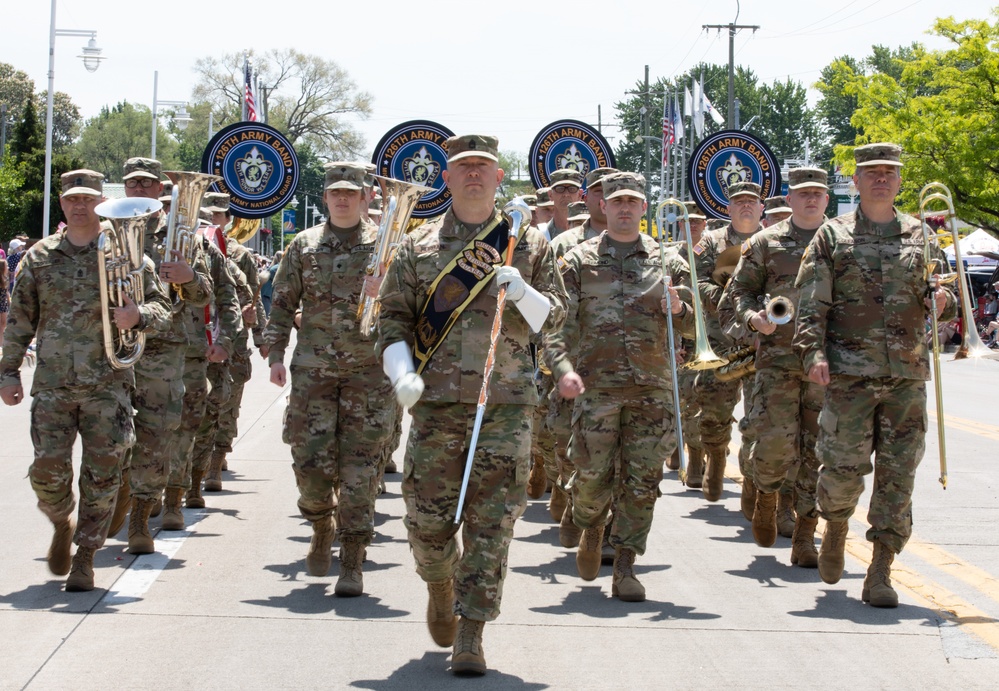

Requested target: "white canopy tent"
[{"left": 945, "top": 229, "right": 999, "bottom": 267}]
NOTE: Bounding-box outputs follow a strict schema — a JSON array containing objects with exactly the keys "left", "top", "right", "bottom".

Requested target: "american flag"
[
  {"left": 661, "top": 98, "right": 675, "bottom": 166},
  {"left": 244, "top": 58, "right": 257, "bottom": 122}
]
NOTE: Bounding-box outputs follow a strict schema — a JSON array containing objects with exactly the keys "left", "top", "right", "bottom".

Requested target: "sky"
[{"left": 3, "top": 0, "right": 997, "bottom": 168}]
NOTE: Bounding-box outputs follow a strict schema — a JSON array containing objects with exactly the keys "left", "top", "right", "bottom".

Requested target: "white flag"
[
  {"left": 684, "top": 86, "right": 693, "bottom": 118},
  {"left": 673, "top": 93, "right": 684, "bottom": 142},
  {"left": 693, "top": 76, "right": 705, "bottom": 138}
]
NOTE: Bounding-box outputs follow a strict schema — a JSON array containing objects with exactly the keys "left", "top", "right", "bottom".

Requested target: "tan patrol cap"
[
  {"left": 158, "top": 180, "right": 174, "bottom": 202},
  {"left": 584, "top": 167, "right": 618, "bottom": 190},
  {"left": 204, "top": 192, "right": 231, "bottom": 213},
  {"left": 60, "top": 169, "right": 103, "bottom": 198},
  {"left": 535, "top": 187, "right": 553, "bottom": 208},
  {"left": 683, "top": 200, "right": 707, "bottom": 220},
  {"left": 854, "top": 142, "right": 903, "bottom": 167},
  {"left": 567, "top": 201, "right": 589, "bottom": 222},
  {"left": 602, "top": 172, "right": 646, "bottom": 201},
  {"left": 788, "top": 167, "right": 829, "bottom": 190},
  {"left": 522, "top": 194, "right": 538, "bottom": 209},
  {"left": 445, "top": 134, "right": 499, "bottom": 163},
  {"left": 123, "top": 157, "right": 162, "bottom": 181},
  {"left": 727, "top": 181, "right": 762, "bottom": 201},
  {"left": 324, "top": 161, "right": 366, "bottom": 191},
  {"left": 549, "top": 168, "right": 584, "bottom": 189},
  {"left": 764, "top": 196, "right": 792, "bottom": 215}
]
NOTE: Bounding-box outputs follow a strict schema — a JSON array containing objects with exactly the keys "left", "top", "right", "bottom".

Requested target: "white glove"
[
  {"left": 382, "top": 341, "right": 424, "bottom": 409},
  {"left": 494, "top": 266, "right": 526, "bottom": 301}
]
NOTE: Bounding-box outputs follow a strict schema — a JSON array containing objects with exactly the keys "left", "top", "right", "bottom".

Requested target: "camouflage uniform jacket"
[
  {"left": 226, "top": 237, "right": 266, "bottom": 343},
  {"left": 264, "top": 220, "right": 381, "bottom": 375},
  {"left": 794, "top": 207, "right": 957, "bottom": 380},
  {"left": 550, "top": 220, "right": 600, "bottom": 260},
  {"left": 181, "top": 237, "right": 242, "bottom": 359},
  {"left": 143, "top": 214, "right": 213, "bottom": 345},
  {"left": 727, "top": 218, "right": 818, "bottom": 371},
  {"left": 377, "top": 208, "right": 567, "bottom": 405},
  {"left": 694, "top": 223, "right": 760, "bottom": 346},
  {"left": 227, "top": 258, "right": 253, "bottom": 358},
  {"left": 546, "top": 232, "right": 695, "bottom": 389},
  {"left": 0, "top": 231, "right": 172, "bottom": 393}
]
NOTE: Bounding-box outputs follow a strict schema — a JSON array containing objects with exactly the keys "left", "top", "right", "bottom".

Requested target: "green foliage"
[
  {"left": 73, "top": 101, "right": 180, "bottom": 182},
  {"left": 0, "top": 154, "right": 26, "bottom": 241},
  {"left": 839, "top": 14, "right": 999, "bottom": 233}
]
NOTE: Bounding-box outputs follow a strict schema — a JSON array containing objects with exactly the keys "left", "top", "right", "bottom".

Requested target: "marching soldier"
[
  {"left": 112, "top": 158, "right": 213, "bottom": 545},
  {"left": 547, "top": 171, "right": 694, "bottom": 601},
  {"left": 377, "top": 134, "right": 565, "bottom": 675},
  {"left": 692, "top": 181, "right": 765, "bottom": 501},
  {"left": 540, "top": 169, "right": 583, "bottom": 240},
  {"left": 533, "top": 187, "right": 554, "bottom": 227},
  {"left": 0, "top": 170, "right": 171, "bottom": 591},
  {"left": 794, "top": 143, "right": 955, "bottom": 607},
  {"left": 727, "top": 167, "right": 830, "bottom": 562},
  {"left": 762, "top": 195, "right": 792, "bottom": 227},
  {"left": 263, "top": 161, "right": 395, "bottom": 598}
]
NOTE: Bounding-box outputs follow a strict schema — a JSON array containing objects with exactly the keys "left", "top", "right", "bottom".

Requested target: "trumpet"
[
  {"left": 762, "top": 294, "right": 795, "bottom": 325},
  {"left": 94, "top": 197, "right": 162, "bottom": 370},
  {"left": 357, "top": 175, "right": 432, "bottom": 335}
]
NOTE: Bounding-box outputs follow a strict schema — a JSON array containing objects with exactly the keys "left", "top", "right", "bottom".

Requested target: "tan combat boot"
[
  {"left": 862, "top": 540, "right": 899, "bottom": 608},
  {"left": 702, "top": 445, "right": 727, "bottom": 502},
  {"left": 576, "top": 523, "right": 605, "bottom": 581},
  {"left": 558, "top": 497, "right": 581, "bottom": 548},
  {"left": 426, "top": 578, "right": 457, "bottom": 647},
  {"left": 818, "top": 519, "right": 849, "bottom": 584},
  {"left": 666, "top": 448, "right": 680, "bottom": 471},
  {"left": 777, "top": 492, "right": 796, "bottom": 538},
  {"left": 526, "top": 456, "right": 547, "bottom": 499},
  {"left": 685, "top": 446, "right": 704, "bottom": 489},
  {"left": 790, "top": 515, "right": 819, "bottom": 568},
  {"left": 740, "top": 476, "right": 757, "bottom": 522},
  {"left": 65, "top": 546, "right": 96, "bottom": 592},
  {"left": 204, "top": 450, "right": 225, "bottom": 492},
  {"left": 548, "top": 484, "right": 568, "bottom": 523},
  {"left": 48, "top": 516, "right": 76, "bottom": 576},
  {"left": 161, "top": 487, "right": 185, "bottom": 531},
  {"left": 127, "top": 497, "right": 156, "bottom": 554},
  {"left": 108, "top": 469, "right": 131, "bottom": 537},
  {"left": 149, "top": 492, "right": 163, "bottom": 518},
  {"left": 451, "top": 616, "right": 486, "bottom": 676},
  {"left": 612, "top": 548, "right": 646, "bottom": 602},
  {"left": 305, "top": 515, "right": 335, "bottom": 577},
  {"left": 335, "top": 537, "right": 365, "bottom": 597},
  {"left": 751, "top": 491, "right": 779, "bottom": 547},
  {"left": 186, "top": 469, "right": 206, "bottom": 509}
]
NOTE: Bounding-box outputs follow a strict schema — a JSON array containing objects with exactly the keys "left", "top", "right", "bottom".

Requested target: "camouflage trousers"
[
  {"left": 191, "top": 362, "right": 232, "bottom": 476},
  {"left": 568, "top": 386, "right": 673, "bottom": 555},
  {"left": 166, "top": 357, "right": 209, "bottom": 490},
  {"left": 403, "top": 401, "right": 531, "bottom": 622},
  {"left": 284, "top": 367, "right": 394, "bottom": 543},
  {"left": 548, "top": 393, "right": 574, "bottom": 485},
  {"left": 816, "top": 375, "right": 926, "bottom": 554},
  {"left": 677, "top": 365, "right": 701, "bottom": 450},
  {"left": 128, "top": 340, "right": 185, "bottom": 499},
  {"left": 29, "top": 383, "right": 134, "bottom": 548},
  {"left": 380, "top": 401, "right": 404, "bottom": 470},
  {"left": 216, "top": 349, "right": 251, "bottom": 453},
  {"left": 749, "top": 368, "right": 823, "bottom": 517},
  {"left": 694, "top": 369, "right": 754, "bottom": 473}
]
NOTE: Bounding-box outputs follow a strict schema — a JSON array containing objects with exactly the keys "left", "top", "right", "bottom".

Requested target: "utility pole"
[
  {"left": 643, "top": 65, "right": 652, "bottom": 233},
  {"left": 703, "top": 19, "right": 759, "bottom": 129}
]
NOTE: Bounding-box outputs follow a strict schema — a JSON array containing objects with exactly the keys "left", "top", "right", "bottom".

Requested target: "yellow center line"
[{"left": 928, "top": 409, "right": 999, "bottom": 441}]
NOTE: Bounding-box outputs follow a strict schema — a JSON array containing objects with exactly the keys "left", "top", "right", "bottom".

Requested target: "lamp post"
[
  {"left": 284, "top": 195, "right": 299, "bottom": 252},
  {"left": 151, "top": 70, "right": 191, "bottom": 159},
  {"left": 43, "top": 0, "right": 104, "bottom": 237}
]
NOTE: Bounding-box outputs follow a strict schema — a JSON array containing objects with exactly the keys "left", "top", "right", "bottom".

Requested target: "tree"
[
  {"left": 841, "top": 14, "right": 999, "bottom": 234},
  {"left": 755, "top": 78, "right": 822, "bottom": 163},
  {"left": 498, "top": 150, "right": 532, "bottom": 202},
  {"left": 0, "top": 154, "right": 26, "bottom": 241},
  {"left": 74, "top": 101, "right": 180, "bottom": 182},
  {"left": 0, "top": 62, "right": 81, "bottom": 154},
  {"left": 191, "top": 49, "right": 372, "bottom": 159}
]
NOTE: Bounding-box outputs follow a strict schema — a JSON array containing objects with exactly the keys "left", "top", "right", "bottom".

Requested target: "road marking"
[
  {"left": 929, "top": 409, "right": 999, "bottom": 441},
  {"left": 102, "top": 509, "right": 206, "bottom": 606}
]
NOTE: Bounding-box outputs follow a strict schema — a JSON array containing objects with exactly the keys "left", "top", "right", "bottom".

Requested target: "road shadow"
[
  {"left": 724, "top": 554, "right": 847, "bottom": 587},
  {"left": 787, "top": 588, "right": 965, "bottom": 627},
  {"left": 529, "top": 585, "right": 719, "bottom": 622},
  {"left": 519, "top": 501, "right": 558, "bottom": 526},
  {"left": 350, "top": 650, "right": 548, "bottom": 690},
  {"left": 242, "top": 582, "right": 410, "bottom": 618}
]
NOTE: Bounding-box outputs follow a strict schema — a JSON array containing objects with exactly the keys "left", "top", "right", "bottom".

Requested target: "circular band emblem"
[
  {"left": 528, "top": 120, "right": 615, "bottom": 191},
  {"left": 372, "top": 120, "right": 454, "bottom": 219},
  {"left": 202, "top": 122, "right": 300, "bottom": 220},
  {"left": 686, "top": 130, "right": 780, "bottom": 219}
]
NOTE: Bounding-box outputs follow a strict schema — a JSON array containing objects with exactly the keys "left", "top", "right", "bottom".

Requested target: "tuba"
[
  {"left": 95, "top": 197, "right": 163, "bottom": 370},
  {"left": 162, "top": 171, "right": 222, "bottom": 265},
  {"left": 357, "top": 175, "right": 432, "bottom": 335}
]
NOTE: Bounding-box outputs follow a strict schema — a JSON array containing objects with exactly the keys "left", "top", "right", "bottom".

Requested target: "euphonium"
[
  {"left": 162, "top": 171, "right": 222, "bottom": 265},
  {"left": 357, "top": 175, "right": 432, "bottom": 335},
  {"left": 763, "top": 293, "right": 795, "bottom": 325},
  {"left": 658, "top": 198, "right": 726, "bottom": 370},
  {"left": 94, "top": 197, "right": 163, "bottom": 370}
]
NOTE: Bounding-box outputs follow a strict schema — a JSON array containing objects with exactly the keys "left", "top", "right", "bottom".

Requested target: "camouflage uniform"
[
  {"left": 264, "top": 218, "right": 394, "bottom": 543},
  {"left": 0, "top": 228, "right": 171, "bottom": 548},
  {"left": 729, "top": 218, "right": 823, "bottom": 517},
  {"left": 377, "top": 208, "right": 566, "bottom": 621},
  {"left": 129, "top": 215, "right": 212, "bottom": 500},
  {"left": 794, "top": 206, "right": 956, "bottom": 553},
  {"left": 546, "top": 232, "right": 694, "bottom": 553},
  {"left": 167, "top": 237, "right": 242, "bottom": 493}
]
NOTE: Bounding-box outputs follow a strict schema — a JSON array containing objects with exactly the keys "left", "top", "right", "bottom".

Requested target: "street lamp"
[
  {"left": 151, "top": 70, "right": 191, "bottom": 159},
  {"left": 283, "top": 196, "right": 300, "bottom": 251},
  {"left": 42, "top": 0, "right": 104, "bottom": 237}
]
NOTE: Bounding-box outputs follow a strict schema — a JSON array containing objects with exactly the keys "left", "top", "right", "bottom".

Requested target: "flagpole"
[
  {"left": 659, "top": 87, "right": 668, "bottom": 206},
  {"left": 241, "top": 52, "right": 248, "bottom": 121}
]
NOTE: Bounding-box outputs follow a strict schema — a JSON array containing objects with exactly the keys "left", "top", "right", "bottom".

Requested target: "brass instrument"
[
  {"left": 357, "top": 175, "right": 432, "bottom": 335},
  {"left": 660, "top": 200, "right": 725, "bottom": 371},
  {"left": 162, "top": 171, "right": 222, "bottom": 264},
  {"left": 655, "top": 198, "right": 692, "bottom": 481},
  {"left": 763, "top": 294, "right": 795, "bottom": 325},
  {"left": 713, "top": 345, "right": 756, "bottom": 382},
  {"left": 94, "top": 197, "right": 163, "bottom": 370},
  {"left": 227, "top": 216, "right": 261, "bottom": 244}
]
